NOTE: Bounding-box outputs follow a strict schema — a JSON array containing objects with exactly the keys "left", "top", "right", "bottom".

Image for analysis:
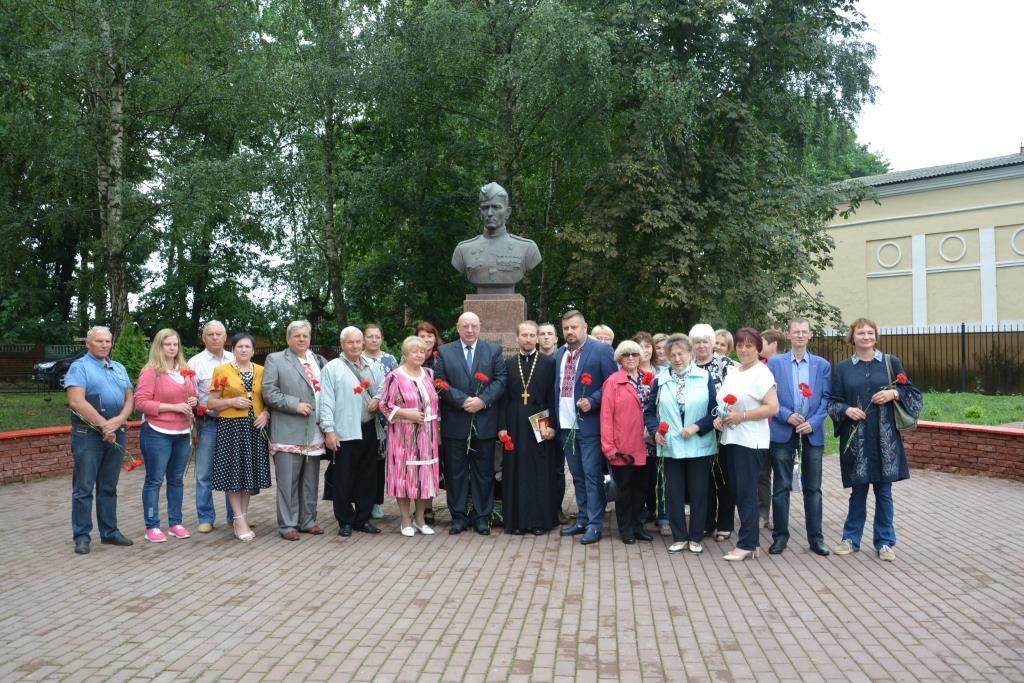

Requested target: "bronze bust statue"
[{"left": 452, "top": 182, "right": 542, "bottom": 294}]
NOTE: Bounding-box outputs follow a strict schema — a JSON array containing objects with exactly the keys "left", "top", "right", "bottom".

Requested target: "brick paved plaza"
[{"left": 1, "top": 457, "right": 1022, "bottom": 682}]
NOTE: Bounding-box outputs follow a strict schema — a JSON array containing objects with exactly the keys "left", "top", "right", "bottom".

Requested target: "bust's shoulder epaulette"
[{"left": 455, "top": 235, "right": 484, "bottom": 248}]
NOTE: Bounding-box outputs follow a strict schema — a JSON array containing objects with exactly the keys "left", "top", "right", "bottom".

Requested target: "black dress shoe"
[
  {"left": 338, "top": 524, "right": 353, "bottom": 537},
  {"left": 560, "top": 525, "right": 586, "bottom": 536},
  {"left": 580, "top": 528, "right": 602, "bottom": 545},
  {"left": 621, "top": 535, "right": 636, "bottom": 545},
  {"left": 635, "top": 529, "right": 654, "bottom": 542},
  {"left": 530, "top": 527, "right": 546, "bottom": 536},
  {"left": 769, "top": 539, "right": 787, "bottom": 554},
  {"left": 100, "top": 531, "right": 133, "bottom": 546},
  {"left": 475, "top": 525, "right": 490, "bottom": 536},
  {"left": 354, "top": 522, "right": 381, "bottom": 534},
  {"left": 449, "top": 523, "right": 466, "bottom": 535},
  {"left": 509, "top": 528, "right": 524, "bottom": 535},
  {"left": 810, "top": 541, "right": 831, "bottom": 556},
  {"left": 74, "top": 538, "right": 90, "bottom": 555}
]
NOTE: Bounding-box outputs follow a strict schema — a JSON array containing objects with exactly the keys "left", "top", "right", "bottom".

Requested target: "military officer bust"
[{"left": 452, "top": 182, "right": 542, "bottom": 294}]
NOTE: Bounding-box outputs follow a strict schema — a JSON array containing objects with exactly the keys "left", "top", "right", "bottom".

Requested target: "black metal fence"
[{"left": 810, "top": 323, "right": 1024, "bottom": 395}]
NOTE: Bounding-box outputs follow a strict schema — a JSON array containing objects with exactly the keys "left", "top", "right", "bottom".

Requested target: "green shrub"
[
  {"left": 964, "top": 405, "right": 984, "bottom": 420},
  {"left": 111, "top": 316, "right": 150, "bottom": 383}
]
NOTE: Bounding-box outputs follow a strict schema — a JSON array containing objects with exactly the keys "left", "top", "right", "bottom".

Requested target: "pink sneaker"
[
  {"left": 167, "top": 525, "right": 191, "bottom": 539},
  {"left": 146, "top": 528, "right": 167, "bottom": 543}
]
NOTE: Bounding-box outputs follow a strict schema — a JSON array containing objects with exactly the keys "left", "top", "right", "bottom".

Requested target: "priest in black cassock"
[{"left": 498, "top": 320, "right": 561, "bottom": 535}]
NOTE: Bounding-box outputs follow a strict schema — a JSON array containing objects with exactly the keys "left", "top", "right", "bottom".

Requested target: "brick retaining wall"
[
  {"left": 2, "top": 419, "right": 1022, "bottom": 485},
  {"left": 902, "top": 420, "right": 1024, "bottom": 482},
  {"left": 0, "top": 422, "right": 142, "bottom": 485}
]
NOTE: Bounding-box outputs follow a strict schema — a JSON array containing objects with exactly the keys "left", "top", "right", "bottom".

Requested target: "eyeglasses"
[{"left": 621, "top": 352, "right": 640, "bottom": 358}]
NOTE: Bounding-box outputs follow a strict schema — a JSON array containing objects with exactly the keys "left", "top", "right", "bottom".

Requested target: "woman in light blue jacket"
[{"left": 644, "top": 334, "right": 717, "bottom": 554}]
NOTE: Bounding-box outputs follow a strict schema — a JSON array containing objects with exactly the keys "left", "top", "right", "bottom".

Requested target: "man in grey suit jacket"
[
  {"left": 766, "top": 317, "right": 832, "bottom": 557},
  {"left": 435, "top": 312, "right": 508, "bottom": 535},
  {"left": 262, "top": 320, "right": 326, "bottom": 541}
]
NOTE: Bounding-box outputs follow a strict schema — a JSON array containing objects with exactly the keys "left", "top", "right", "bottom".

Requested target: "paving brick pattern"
[{"left": 1, "top": 458, "right": 1022, "bottom": 682}]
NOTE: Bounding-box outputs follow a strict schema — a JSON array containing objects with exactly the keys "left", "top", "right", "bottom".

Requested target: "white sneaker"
[
  {"left": 878, "top": 545, "right": 896, "bottom": 561},
  {"left": 400, "top": 526, "right": 415, "bottom": 537},
  {"left": 833, "top": 539, "right": 857, "bottom": 555},
  {"left": 413, "top": 522, "right": 435, "bottom": 535}
]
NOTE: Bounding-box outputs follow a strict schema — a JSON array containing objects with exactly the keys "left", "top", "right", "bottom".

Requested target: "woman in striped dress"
[{"left": 379, "top": 336, "right": 441, "bottom": 536}]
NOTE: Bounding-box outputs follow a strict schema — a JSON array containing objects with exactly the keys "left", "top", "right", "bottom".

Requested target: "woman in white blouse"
[{"left": 713, "top": 327, "right": 779, "bottom": 561}]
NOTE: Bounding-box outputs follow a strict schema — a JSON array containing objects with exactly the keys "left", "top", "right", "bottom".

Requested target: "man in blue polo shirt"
[{"left": 66, "top": 326, "right": 135, "bottom": 555}]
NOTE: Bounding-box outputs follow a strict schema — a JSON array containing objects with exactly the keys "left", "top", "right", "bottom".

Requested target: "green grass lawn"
[{"left": 0, "top": 391, "right": 76, "bottom": 431}]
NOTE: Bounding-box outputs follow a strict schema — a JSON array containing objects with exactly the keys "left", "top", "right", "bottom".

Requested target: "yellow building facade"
[{"left": 824, "top": 153, "right": 1024, "bottom": 327}]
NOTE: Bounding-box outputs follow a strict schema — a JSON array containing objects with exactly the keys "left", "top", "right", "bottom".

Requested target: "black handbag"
[
  {"left": 603, "top": 473, "right": 619, "bottom": 503},
  {"left": 884, "top": 354, "right": 917, "bottom": 432}
]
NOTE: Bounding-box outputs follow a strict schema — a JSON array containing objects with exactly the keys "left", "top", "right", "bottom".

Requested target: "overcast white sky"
[{"left": 855, "top": 0, "right": 1024, "bottom": 172}]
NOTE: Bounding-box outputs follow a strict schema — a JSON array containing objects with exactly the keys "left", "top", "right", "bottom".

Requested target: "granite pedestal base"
[{"left": 464, "top": 294, "right": 526, "bottom": 354}]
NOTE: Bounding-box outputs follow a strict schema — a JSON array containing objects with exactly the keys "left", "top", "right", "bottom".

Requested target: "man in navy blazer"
[
  {"left": 435, "top": 312, "right": 508, "bottom": 535},
  {"left": 553, "top": 310, "right": 619, "bottom": 545},
  {"left": 766, "top": 317, "right": 832, "bottom": 556}
]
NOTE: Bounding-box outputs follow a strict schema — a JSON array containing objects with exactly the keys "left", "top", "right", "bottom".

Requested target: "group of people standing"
[{"left": 67, "top": 313, "right": 921, "bottom": 564}]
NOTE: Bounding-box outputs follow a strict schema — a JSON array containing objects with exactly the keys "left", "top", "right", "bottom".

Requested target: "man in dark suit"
[
  {"left": 435, "top": 311, "right": 508, "bottom": 535},
  {"left": 766, "top": 316, "right": 832, "bottom": 556},
  {"left": 554, "top": 310, "right": 618, "bottom": 545}
]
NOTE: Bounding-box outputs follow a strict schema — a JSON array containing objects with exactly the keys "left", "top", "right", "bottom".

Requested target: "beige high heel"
[
  {"left": 723, "top": 547, "right": 760, "bottom": 561},
  {"left": 233, "top": 514, "right": 255, "bottom": 542}
]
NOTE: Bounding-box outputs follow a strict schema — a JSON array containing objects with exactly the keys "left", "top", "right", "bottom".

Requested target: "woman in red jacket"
[
  {"left": 134, "top": 328, "right": 198, "bottom": 543},
  {"left": 600, "top": 340, "right": 653, "bottom": 544}
]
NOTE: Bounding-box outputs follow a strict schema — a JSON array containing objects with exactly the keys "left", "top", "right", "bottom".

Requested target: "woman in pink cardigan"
[
  {"left": 600, "top": 339, "right": 652, "bottom": 545},
  {"left": 134, "top": 329, "right": 198, "bottom": 543}
]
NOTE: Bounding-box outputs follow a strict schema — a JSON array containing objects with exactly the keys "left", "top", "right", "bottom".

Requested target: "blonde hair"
[
  {"left": 401, "top": 336, "right": 429, "bottom": 357},
  {"left": 592, "top": 324, "right": 615, "bottom": 342},
  {"left": 614, "top": 339, "right": 643, "bottom": 363},
  {"left": 145, "top": 329, "right": 187, "bottom": 374}
]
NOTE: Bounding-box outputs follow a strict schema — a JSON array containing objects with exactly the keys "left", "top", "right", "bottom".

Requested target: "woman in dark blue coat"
[{"left": 826, "top": 318, "right": 922, "bottom": 562}]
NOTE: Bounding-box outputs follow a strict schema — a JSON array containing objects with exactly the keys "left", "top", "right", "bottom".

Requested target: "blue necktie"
[{"left": 465, "top": 344, "right": 474, "bottom": 374}]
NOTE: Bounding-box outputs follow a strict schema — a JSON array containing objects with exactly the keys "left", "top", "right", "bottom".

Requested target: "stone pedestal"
[{"left": 464, "top": 293, "right": 526, "bottom": 355}]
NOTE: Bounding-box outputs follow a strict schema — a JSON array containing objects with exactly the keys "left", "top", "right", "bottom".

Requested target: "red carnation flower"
[
  {"left": 723, "top": 394, "right": 738, "bottom": 405},
  {"left": 433, "top": 351, "right": 439, "bottom": 359},
  {"left": 196, "top": 406, "right": 208, "bottom": 416},
  {"left": 581, "top": 373, "right": 593, "bottom": 386},
  {"left": 353, "top": 385, "right": 363, "bottom": 394},
  {"left": 181, "top": 368, "right": 196, "bottom": 378},
  {"left": 474, "top": 372, "right": 490, "bottom": 383},
  {"left": 434, "top": 379, "right": 450, "bottom": 392},
  {"left": 360, "top": 379, "right": 372, "bottom": 389},
  {"left": 799, "top": 382, "right": 813, "bottom": 398},
  {"left": 499, "top": 433, "right": 515, "bottom": 451},
  {"left": 896, "top": 373, "right": 907, "bottom": 384},
  {"left": 657, "top": 422, "right": 669, "bottom": 436},
  {"left": 642, "top": 371, "right": 654, "bottom": 386}
]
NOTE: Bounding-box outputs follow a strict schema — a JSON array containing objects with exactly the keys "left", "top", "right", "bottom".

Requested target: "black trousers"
[
  {"left": 610, "top": 463, "right": 650, "bottom": 538},
  {"left": 374, "top": 456, "right": 385, "bottom": 506},
  {"left": 332, "top": 421, "right": 379, "bottom": 527},
  {"left": 705, "top": 447, "right": 735, "bottom": 533},
  {"left": 664, "top": 456, "right": 711, "bottom": 542},
  {"left": 444, "top": 436, "right": 495, "bottom": 527}
]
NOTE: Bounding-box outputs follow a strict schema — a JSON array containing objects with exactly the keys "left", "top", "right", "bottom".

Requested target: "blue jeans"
[
  {"left": 842, "top": 482, "right": 896, "bottom": 551},
  {"left": 560, "top": 431, "right": 604, "bottom": 530},
  {"left": 770, "top": 435, "right": 824, "bottom": 545},
  {"left": 140, "top": 423, "right": 191, "bottom": 529},
  {"left": 71, "top": 426, "right": 125, "bottom": 541},
  {"left": 725, "top": 444, "right": 763, "bottom": 550}
]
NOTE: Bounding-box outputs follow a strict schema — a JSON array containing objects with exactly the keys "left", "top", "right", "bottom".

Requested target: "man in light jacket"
[{"left": 319, "top": 327, "right": 386, "bottom": 537}]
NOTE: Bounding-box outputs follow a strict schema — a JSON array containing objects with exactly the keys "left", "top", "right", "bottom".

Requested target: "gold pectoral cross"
[{"left": 521, "top": 389, "right": 530, "bottom": 405}]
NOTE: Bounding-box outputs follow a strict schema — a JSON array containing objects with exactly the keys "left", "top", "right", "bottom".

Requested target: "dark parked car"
[{"left": 32, "top": 349, "right": 87, "bottom": 389}]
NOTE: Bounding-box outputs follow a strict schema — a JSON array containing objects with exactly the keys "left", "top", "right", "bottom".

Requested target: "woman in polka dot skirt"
[{"left": 208, "top": 333, "right": 271, "bottom": 541}]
